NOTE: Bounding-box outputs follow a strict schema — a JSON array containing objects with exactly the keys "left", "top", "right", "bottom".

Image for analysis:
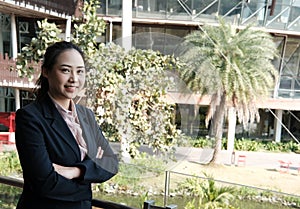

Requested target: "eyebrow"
[{"left": 60, "top": 64, "right": 85, "bottom": 68}]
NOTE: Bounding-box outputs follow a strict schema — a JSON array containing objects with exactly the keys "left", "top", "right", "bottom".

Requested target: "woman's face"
[{"left": 43, "top": 49, "right": 86, "bottom": 109}]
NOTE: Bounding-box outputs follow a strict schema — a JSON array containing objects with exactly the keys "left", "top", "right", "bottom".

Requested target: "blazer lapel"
[
  {"left": 76, "top": 106, "right": 96, "bottom": 157},
  {"left": 40, "top": 95, "right": 81, "bottom": 161}
]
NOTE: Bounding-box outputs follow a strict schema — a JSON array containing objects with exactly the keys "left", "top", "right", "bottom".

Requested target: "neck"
[{"left": 48, "top": 92, "right": 72, "bottom": 110}]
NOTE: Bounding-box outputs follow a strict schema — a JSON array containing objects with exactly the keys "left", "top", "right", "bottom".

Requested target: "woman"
[{"left": 15, "top": 41, "right": 119, "bottom": 209}]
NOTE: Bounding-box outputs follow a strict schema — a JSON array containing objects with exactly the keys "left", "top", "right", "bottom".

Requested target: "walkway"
[
  {"left": 3, "top": 142, "right": 300, "bottom": 172},
  {"left": 174, "top": 147, "right": 300, "bottom": 170}
]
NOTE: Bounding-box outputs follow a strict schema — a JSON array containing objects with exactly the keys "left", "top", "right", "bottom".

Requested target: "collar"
[{"left": 48, "top": 92, "right": 77, "bottom": 118}]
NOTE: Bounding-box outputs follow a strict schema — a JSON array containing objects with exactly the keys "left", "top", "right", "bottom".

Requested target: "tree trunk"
[{"left": 209, "top": 94, "right": 226, "bottom": 164}]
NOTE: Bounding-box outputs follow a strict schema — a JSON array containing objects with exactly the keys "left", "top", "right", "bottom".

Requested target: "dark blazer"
[{"left": 15, "top": 94, "right": 119, "bottom": 209}]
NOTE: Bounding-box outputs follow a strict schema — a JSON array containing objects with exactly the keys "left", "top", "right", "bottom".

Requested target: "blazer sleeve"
[
  {"left": 15, "top": 107, "right": 91, "bottom": 202},
  {"left": 75, "top": 107, "right": 119, "bottom": 184}
]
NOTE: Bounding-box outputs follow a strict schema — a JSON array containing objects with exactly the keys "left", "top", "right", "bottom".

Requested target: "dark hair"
[{"left": 34, "top": 41, "right": 85, "bottom": 100}]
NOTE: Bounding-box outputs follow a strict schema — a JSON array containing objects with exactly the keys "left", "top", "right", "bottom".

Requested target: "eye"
[
  {"left": 77, "top": 69, "right": 85, "bottom": 75},
  {"left": 61, "top": 68, "right": 70, "bottom": 73}
]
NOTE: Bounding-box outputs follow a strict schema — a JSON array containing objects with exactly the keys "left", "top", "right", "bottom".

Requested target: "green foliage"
[
  {"left": 236, "top": 187, "right": 259, "bottom": 199},
  {"left": 15, "top": 0, "right": 184, "bottom": 160},
  {"left": 72, "top": 0, "right": 105, "bottom": 58},
  {"left": 131, "top": 152, "right": 167, "bottom": 173},
  {"left": 192, "top": 137, "right": 214, "bottom": 148},
  {"left": 176, "top": 176, "right": 205, "bottom": 197},
  {"left": 262, "top": 140, "right": 300, "bottom": 153},
  {"left": 137, "top": 192, "right": 149, "bottom": 209},
  {"left": 234, "top": 138, "right": 261, "bottom": 151},
  {"left": 190, "top": 137, "right": 300, "bottom": 153},
  {"left": 103, "top": 163, "right": 142, "bottom": 192},
  {"left": 236, "top": 186, "right": 300, "bottom": 207},
  {"left": 86, "top": 43, "right": 184, "bottom": 158},
  {"left": 177, "top": 173, "right": 236, "bottom": 209},
  {"left": 15, "top": 0, "right": 105, "bottom": 78},
  {"left": 281, "top": 141, "right": 300, "bottom": 153},
  {"left": 259, "top": 140, "right": 296, "bottom": 152},
  {"left": 284, "top": 196, "right": 300, "bottom": 207},
  {"left": 0, "top": 151, "right": 22, "bottom": 176},
  {"left": 181, "top": 19, "right": 278, "bottom": 117},
  {"left": 105, "top": 154, "right": 166, "bottom": 193},
  {"left": 180, "top": 17, "right": 278, "bottom": 163},
  {"left": 15, "top": 19, "right": 61, "bottom": 79},
  {"left": 0, "top": 185, "right": 20, "bottom": 209},
  {"left": 262, "top": 141, "right": 282, "bottom": 152}
]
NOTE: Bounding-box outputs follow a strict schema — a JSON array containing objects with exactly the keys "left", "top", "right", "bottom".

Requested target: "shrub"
[
  {"left": 176, "top": 173, "right": 237, "bottom": 209},
  {"left": 0, "top": 151, "right": 22, "bottom": 176},
  {"left": 234, "top": 138, "right": 261, "bottom": 151}
]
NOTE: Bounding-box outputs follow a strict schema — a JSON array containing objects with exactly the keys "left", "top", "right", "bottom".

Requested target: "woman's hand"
[
  {"left": 96, "top": 146, "right": 104, "bottom": 159},
  {"left": 53, "top": 163, "right": 82, "bottom": 179}
]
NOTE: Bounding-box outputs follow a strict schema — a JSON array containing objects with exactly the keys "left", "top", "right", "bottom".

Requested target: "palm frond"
[{"left": 180, "top": 17, "right": 278, "bottom": 127}]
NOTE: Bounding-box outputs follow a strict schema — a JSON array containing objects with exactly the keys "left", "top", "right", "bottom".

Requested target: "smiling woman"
[
  {"left": 42, "top": 48, "right": 86, "bottom": 109},
  {"left": 14, "top": 41, "right": 119, "bottom": 209}
]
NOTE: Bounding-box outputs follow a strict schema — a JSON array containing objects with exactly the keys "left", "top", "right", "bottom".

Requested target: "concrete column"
[
  {"left": 11, "top": 14, "right": 19, "bottom": 111},
  {"left": 65, "top": 16, "right": 72, "bottom": 42},
  {"left": 227, "top": 107, "right": 236, "bottom": 153},
  {"left": 109, "top": 20, "right": 113, "bottom": 43},
  {"left": 179, "top": 106, "right": 189, "bottom": 135},
  {"left": 0, "top": 16, "right": 3, "bottom": 54},
  {"left": 0, "top": 88, "right": 5, "bottom": 112},
  {"left": 14, "top": 88, "right": 20, "bottom": 110},
  {"left": 274, "top": 109, "right": 283, "bottom": 143},
  {"left": 122, "top": 0, "right": 132, "bottom": 51},
  {"left": 10, "top": 14, "right": 17, "bottom": 59}
]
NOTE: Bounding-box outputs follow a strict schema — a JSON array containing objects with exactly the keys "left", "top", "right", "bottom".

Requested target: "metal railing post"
[{"left": 163, "top": 170, "right": 170, "bottom": 207}]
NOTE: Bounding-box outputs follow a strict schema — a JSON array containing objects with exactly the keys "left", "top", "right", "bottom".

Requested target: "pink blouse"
[{"left": 49, "top": 94, "right": 87, "bottom": 161}]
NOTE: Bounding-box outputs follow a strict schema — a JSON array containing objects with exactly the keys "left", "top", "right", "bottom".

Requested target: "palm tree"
[
  {"left": 180, "top": 18, "right": 278, "bottom": 163},
  {"left": 183, "top": 173, "right": 236, "bottom": 209},
  {"left": 201, "top": 175, "right": 236, "bottom": 209}
]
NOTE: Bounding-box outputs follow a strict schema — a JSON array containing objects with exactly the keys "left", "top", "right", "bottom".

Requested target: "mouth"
[
  {"left": 65, "top": 85, "right": 78, "bottom": 92},
  {"left": 65, "top": 85, "right": 78, "bottom": 88}
]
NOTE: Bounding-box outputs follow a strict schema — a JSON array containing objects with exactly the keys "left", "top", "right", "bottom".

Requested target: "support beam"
[
  {"left": 14, "top": 88, "right": 20, "bottom": 110},
  {"left": 122, "top": 0, "right": 132, "bottom": 51},
  {"left": 274, "top": 109, "right": 283, "bottom": 142},
  {"left": 65, "top": 16, "right": 71, "bottom": 42},
  {"left": 0, "top": 88, "right": 5, "bottom": 112},
  {"left": 227, "top": 107, "right": 236, "bottom": 153},
  {"left": 11, "top": 14, "right": 20, "bottom": 111},
  {"left": 10, "top": 14, "right": 17, "bottom": 59},
  {"left": 0, "top": 19, "right": 3, "bottom": 54},
  {"left": 109, "top": 20, "right": 113, "bottom": 43}
]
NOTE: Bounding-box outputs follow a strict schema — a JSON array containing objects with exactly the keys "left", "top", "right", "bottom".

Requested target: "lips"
[
  {"left": 65, "top": 85, "right": 77, "bottom": 92},
  {"left": 65, "top": 85, "right": 77, "bottom": 88}
]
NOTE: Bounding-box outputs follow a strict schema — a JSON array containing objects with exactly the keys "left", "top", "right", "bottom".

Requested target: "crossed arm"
[{"left": 53, "top": 147, "right": 104, "bottom": 179}]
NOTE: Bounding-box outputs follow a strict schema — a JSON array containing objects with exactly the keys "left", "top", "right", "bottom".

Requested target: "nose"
[{"left": 69, "top": 71, "right": 78, "bottom": 82}]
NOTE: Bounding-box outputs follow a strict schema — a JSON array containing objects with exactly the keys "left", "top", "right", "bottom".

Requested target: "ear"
[{"left": 42, "top": 67, "right": 48, "bottom": 78}]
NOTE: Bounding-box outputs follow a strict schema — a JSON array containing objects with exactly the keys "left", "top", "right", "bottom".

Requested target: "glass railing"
[
  {"left": 277, "top": 75, "right": 300, "bottom": 99},
  {"left": 0, "top": 175, "right": 137, "bottom": 209}
]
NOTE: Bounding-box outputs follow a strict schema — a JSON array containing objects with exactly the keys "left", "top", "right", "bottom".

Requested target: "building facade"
[
  {"left": 97, "top": 0, "right": 300, "bottom": 146},
  {"left": 0, "top": 0, "right": 300, "bottom": 146},
  {"left": 0, "top": 0, "right": 77, "bottom": 133}
]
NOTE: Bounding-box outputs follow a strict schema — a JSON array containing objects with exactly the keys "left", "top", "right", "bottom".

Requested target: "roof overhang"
[
  {"left": 166, "top": 93, "right": 300, "bottom": 111},
  {"left": 101, "top": 16, "right": 300, "bottom": 37},
  {"left": 255, "top": 98, "right": 300, "bottom": 111},
  {"left": 0, "top": 0, "right": 72, "bottom": 19}
]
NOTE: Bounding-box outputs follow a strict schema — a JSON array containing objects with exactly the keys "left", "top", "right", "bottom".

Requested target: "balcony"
[
  {"left": 0, "top": 54, "right": 40, "bottom": 89},
  {"left": 0, "top": 0, "right": 76, "bottom": 19},
  {"left": 98, "top": 0, "right": 300, "bottom": 35}
]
